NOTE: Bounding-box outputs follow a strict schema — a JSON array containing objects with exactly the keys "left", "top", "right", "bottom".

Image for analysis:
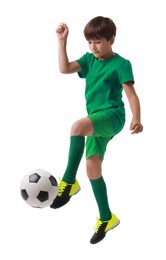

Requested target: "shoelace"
[
  {"left": 58, "top": 178, "right": 67, "bottom": 197},
  {"left": 94, "top": 218, "right": 103, "bottom": 233}
]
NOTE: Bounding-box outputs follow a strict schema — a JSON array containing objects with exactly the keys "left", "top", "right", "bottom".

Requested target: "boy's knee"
[
  {"left": 70, "top": 120, "right": 83, "bottom": 136},
  {"left": 86, "top": 155, "right": 102, "bottom": 179},
  {"left": 70, "top": 117, "right": 94, "bottom": 136}
]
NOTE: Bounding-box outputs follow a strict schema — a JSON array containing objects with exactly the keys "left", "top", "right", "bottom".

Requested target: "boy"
[{"left": 50, "top": 16, "right": 143, "bottom": 244}]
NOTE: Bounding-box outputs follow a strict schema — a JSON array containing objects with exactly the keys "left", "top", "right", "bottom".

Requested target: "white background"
[{"left": 0, "top": 0, "right": 166, "bottom": 259}]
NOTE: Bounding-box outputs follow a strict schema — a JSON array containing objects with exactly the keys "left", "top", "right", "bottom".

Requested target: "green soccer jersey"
[{"left": 76, "top": 52, "right": 134, "bottom": 116}]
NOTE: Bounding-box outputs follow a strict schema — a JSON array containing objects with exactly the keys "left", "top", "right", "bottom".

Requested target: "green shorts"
[{"left": 86, "top": 111, "right": 125, "bottom": 160}]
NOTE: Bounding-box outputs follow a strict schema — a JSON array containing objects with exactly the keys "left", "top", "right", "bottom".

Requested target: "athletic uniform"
[{"left": 76, "top": 52, "right": 134, "bottom": 160}]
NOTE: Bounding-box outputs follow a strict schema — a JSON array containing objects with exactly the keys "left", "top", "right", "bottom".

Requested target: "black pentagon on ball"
[
  {"left": 37, "top": 191, "right": 49, "bottom": 202},
  {"left": 49, "top": 175, "right": 57, "bottom": 186},
  {"left": 29, "top": 173, "right": 41, "bottom": 183},
  {"left": 21, "top": 189, "right": 29, "bottom": 201}
]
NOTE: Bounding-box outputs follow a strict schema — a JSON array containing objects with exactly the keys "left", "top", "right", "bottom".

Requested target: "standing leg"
[
  {"left": 87, "top": 154, "right": 120, "bottom": 244},
  {"left": 85, "top": 110, "right": 121, "bottom": 243}
]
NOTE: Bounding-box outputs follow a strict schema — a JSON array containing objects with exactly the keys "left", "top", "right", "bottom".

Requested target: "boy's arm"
[
  {"left": 122, "top": 82, "right": 143, "bottom": 134},
  {"left": 56, "top": 23, "right": 81, "bottom": 74}
]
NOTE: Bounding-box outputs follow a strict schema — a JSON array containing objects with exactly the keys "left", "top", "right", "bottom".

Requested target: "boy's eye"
[{"left": 88, "top": 41, "right": 101, "bottom": 44}]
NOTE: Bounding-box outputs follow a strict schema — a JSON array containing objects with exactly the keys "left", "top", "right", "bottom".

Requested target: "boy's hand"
[
  {"left": 56, "top": 23, "right": 69, "bottom": 40},
  {"left": 130, "top": 119, "right": 143, "bottom": 134}
]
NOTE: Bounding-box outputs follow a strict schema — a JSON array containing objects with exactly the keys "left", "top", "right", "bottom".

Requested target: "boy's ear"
[{"left": 110, "top": 36, "right": 115, "bottom": 45}]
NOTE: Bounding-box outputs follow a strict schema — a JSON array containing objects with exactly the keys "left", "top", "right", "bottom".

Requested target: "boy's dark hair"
[{"left": 84, "top": 16, "right": 116, "bottom": 41}]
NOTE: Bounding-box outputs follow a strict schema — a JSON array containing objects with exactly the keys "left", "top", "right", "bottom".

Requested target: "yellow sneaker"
[
  {"left": 90, "top": 213, "right": 120, "bottom": 244},
  {"left": 50, "top": 179, "right": 80, "bottom": 209}
]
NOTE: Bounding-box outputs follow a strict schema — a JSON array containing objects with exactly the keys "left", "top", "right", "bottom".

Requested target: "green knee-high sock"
[
  {"left": 90, "top": 176, "right": 112, "bottom": 221},
  {"left": 62, "top": 136, "right": 85, "bottom": 184}
]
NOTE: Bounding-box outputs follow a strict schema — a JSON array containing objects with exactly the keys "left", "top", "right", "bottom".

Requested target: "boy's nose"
[{"left": 92, "top": 43, "right": 97, "bottom": 50}]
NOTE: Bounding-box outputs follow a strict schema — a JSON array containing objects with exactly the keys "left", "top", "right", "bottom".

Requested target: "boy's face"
[{"left": 88, "top": 37, "right": 114, "bottom": 60}]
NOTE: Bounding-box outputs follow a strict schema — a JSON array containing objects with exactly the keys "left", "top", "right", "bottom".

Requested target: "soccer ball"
[{"left": 20, "top": 169, "right": 58, "bottom": 208}]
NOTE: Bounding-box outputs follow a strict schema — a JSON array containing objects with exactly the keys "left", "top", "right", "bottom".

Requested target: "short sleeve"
[
  {"left": 76, "top": 53, "right": 88, "bottom": 78},
  {"left": 117, "top": 60, "right": 135, "bottom": 84}
]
